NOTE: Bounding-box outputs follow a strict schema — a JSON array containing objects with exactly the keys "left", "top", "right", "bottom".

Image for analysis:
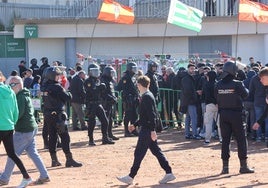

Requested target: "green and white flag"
[{"left": 167, "top": 0, "right": 204, "bottom": 32}]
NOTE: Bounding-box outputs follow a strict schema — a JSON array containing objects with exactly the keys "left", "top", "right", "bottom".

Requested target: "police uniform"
[
  {"left": 101, "top": 66, "right": 119, "bottom": 140},
  {"left": 145, "top": 61, "right": 160, "bottom": 102},
  {"left": 215, "top": 61, "right": 254, "bottom": 174},
  {"left": 42, "top": 67, "right": 82, "bottom": 168},
  {"left": 116, "top": 62, "right": 139, "bottom": 137},
  {"left": 84, "top": 64, "right": 114, "bottom": 145}
]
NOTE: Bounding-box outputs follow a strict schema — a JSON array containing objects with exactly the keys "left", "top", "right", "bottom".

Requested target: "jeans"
[
  {"left": 0, "top": 129, "right": 48, "bottom": 183},
  {"left": 254, "top": 106, "right": 268, "bottom": 139},
  {"left": 185, "top": 105, "right": 198, "bottom": 136},
  {"left": 243, "top": 101, "right": 255, "bottom": 134}
]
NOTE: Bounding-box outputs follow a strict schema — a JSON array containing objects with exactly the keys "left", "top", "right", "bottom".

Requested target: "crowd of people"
[{"left": 1, "top": 55, "right": 268, "bottom": 186}]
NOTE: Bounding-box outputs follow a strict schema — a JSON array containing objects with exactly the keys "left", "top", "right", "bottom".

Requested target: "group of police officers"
[{"left": 40, "top": 59, "right": 255, "bottom": 174}]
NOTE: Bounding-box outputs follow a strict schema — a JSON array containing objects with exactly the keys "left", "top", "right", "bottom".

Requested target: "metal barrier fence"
[
  {"left": 30, "top": 88, "right": 181, "bottom": 127},
  {"left": 114, "top": 88, "right": 182, "bottom": 126}
]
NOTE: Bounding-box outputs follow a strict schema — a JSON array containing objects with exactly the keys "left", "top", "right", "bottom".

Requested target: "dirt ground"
[{"left": 0, "top": 124, "right": 267, "bottom": 188}]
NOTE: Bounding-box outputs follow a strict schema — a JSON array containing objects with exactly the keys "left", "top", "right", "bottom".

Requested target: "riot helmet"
[
  {"left": 102, "top": 66, "right": 116, "bottom": 79},
  {"left": 88, "top": 63, "right": 101, "bottom": 78},
  {"left": 220, "top": 61, "right": 238, "bottom": 79},
  {"left": 126, "top": 62, "right": 138, "bottom": 74},
  {"left": 147, "top": 60, "right": 158, "bottom": 72},
  {"left": 30, "top": 58, "right": 38, "bottom": 65},
  {"left": 43, "top": 66, "right": 62, "bottom": 81}
]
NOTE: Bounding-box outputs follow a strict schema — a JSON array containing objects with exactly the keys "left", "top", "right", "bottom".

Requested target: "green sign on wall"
[
  {"left": 0, "top": 35, "right": 26, "bottom": 58},
  {"left": 24, "top": 25, "right": 38, "bottom": 38}
]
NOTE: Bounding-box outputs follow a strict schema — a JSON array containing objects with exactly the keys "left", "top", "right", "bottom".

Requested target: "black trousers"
[
  {"left": 123, "top": 102, "right": 138, "bottom": 133},
  {"left": 87, "top": 104, "right": 109, "bottom": 139},
  {"left": 219, "top": 110, "right": 248, "bottom": 161},
  {"left": 44, "top": 113, "right": 70, "bottom": 154},
  {"left": 0, "top": 130, "right": 29, "bottom": 179},
  {"left": 104, "top": 104, "right": 114, "bottom": 137},
  {"left": 129, "top": 127, "right": 172, "bottom": 178}
]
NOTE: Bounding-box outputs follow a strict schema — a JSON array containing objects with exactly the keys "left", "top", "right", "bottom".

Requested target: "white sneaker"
[
  {"left": 116, "top": 175, "right": 133, "bottom": 185},
  {"left": 17, "top": 178, "right": 32, "bottom": 188},
  {"left": 159, "top": 173, "right": 176, "bottom": 184}
]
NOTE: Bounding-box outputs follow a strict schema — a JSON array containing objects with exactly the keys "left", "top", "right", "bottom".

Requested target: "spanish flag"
[
  {"left": 97, "top": 0, "right": 134, "bottom": 24},
  {"left": 239, "top": 0, "right": 268, "bottom": 23}
]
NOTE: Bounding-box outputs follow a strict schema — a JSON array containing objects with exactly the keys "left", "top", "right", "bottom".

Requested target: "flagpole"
[
  {"left": 161, "top": 23, "right": 168, "bottom": 55},
  {"left": 235, "top": 21, "right": 240, "bottom": 60},
  {"left": 89, "top": 20, "right": 97, "bottom": 57},
  {"left": 235, "top": 0, "right": 241, "bottom": 60},
  {"left": 255, "top": 21, "right": 258, "bottom": 34}
]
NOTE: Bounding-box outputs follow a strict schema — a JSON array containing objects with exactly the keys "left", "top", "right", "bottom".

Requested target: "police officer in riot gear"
[
  {"left": 84, "top": 63, "right": 115, "bottom": 145},
  {"left": 101, "top": 65, "right": 119, "bottom": 140},
  {"left": 116, "top": 62, "right": 139, "bottom": 137},
  {"left": 30, "top": 58, "right": 40, "bottom": 77},
  {"left": 215, "top": 61, "right": 254, "bottom": 174},
  {"left": 145, "top": 60, "right": 160, "bottom": 103},
  {"left": 42, "top": 67, "right": 82, "bottom": 168}
]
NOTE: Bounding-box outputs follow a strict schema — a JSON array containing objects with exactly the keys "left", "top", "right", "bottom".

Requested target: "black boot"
[
  {"left": 108, "top": 122, "right": 119, "bottom": 140},
  {"left": 109, "top": 134, "right": 119, "bottom": 140},
  {"left": 102, "top": 137, "right": 115, "bottom": 145},
  {"left": 124, "top": 124, "right": 131, "bottom": 137},
  {"left": 88, "top": 136, "right": 96, "bottom": 146},
  {"left": 50, "top": 153, "right": 62, "bottom": 167},
  {"left": 65, "top": 153, "right": 82, "bottom": 167},
  {"left": 239, "top": 159, "right": 254, "bottom": 174},
  {"left": 221, "top": 160, "right": 229, "bottom": 174},
  {"left": 43, "top": 141, "right": 48, "bottom": 149}
]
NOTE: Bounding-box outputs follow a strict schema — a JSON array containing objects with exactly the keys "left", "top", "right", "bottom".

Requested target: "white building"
[{"left": 1, "top": 0, "right": 268, "bottom": 75}]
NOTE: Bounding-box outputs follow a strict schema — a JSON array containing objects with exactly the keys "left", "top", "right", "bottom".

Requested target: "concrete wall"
[{"left": 27, "top": 38, "right": 65, "bottom": 66}]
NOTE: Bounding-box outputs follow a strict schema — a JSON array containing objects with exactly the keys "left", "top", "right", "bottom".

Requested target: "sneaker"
[
  {"left": 17, "top": 178, "right": 33, "bottom": 188},
  {"left": 116, "top": 175, "right": 133, "bottom": 185},
  {"left": 159, "top": 173, "right": 176, "bottom": 184},
  {"left": 0, "top": 179, "right": 8, "bottom": 186},
  {"left": 33, "top": 177, "right": 50, "bottom": 185},
  {"left": 204, "top": 141, "right": 210, "bottom": 145}
]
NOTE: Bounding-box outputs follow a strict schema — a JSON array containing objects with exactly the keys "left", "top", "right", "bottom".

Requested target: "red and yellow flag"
[
  {"left": 97, "top": 0, "right": 134, "bottom": 24},
  {"left": 239, "top": 0, "right": 268, "bottom": 23}
]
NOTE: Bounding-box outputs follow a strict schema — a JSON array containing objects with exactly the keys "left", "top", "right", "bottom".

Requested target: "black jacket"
[
  {"left": 215, "top": 75, "right": 248, "bottom": 110},
  {"left": 43, "top": 80, "right": 72, "bottom": 112},
  {"left": 134, "top": 91, "right": 157, "bottom": 131},
  {"left": 116, "top": 71, "right": 138, "bottom": 101},
  {"left": 145, "top": 70, "right": 159, "bottom": 99},
  {"left": 181, "top": 73, "right": 198, "bottom": 107},
  {"left": 69, "top": 74, "right": 86, "bottom": 104},
  {"left": 204, "top": 71, "right": 217, "bottom": 105}
]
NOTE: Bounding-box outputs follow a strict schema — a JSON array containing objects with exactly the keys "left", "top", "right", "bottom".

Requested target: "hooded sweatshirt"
[
  {"left": 204, "top": 71, "right": 217, "bottom": 105},
  {"left": 0, "top": 83, "right": 18, "bottom": 131},
  {"left": 15, "top": 88, "right": 37, "bottom": 132}
]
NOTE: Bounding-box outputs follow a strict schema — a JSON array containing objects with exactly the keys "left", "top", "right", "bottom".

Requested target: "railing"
[
  {"left": 30, "top": 87, "right": 181, "bottom": 128},
  {"left": 3, "top": 0, "right": 268, "bottom": 27},
  {"left": 113, "top": 88, "right": 182, "bottom": 127}
]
